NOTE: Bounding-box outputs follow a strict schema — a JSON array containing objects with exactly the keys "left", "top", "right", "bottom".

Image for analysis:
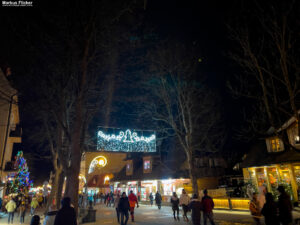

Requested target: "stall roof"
[{"left": 242, "top": 141, "right": 300, "bottom": 168}]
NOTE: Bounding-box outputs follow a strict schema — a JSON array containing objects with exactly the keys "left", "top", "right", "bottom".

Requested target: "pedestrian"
[
  {"left": 137, "top": 191, "right": 141, "bottom": 202},
  {"left": 277, "top": 185, "right": 293, "bottom": 225},
  {"left": 30, "top": 215, "right": 40, "bottom": 225},
  {"left": 149, "top": 193, "right": 154, "bottom": 206},
  {"left": 261, "top": 192, "right": 279, "bottom": 225},
  {"left": 118, "top": 192, "right": 130, "bottom": 225},
  {"left": 202, "top": 189, "right": 216, "bottom": 225},
  {"left": 31, "top": 197, "right": 39, "bottom": 216},
  {"left": 19, "top": 200, "right": 26, "bottom": 224},
  {"left": 54, "top": 197, "right": 77, "bottom": 225},
  {"left": 171, "top": 192, "right": 180, "bottom": 221},
  {"left": 114, "top": 193, "right": 121, "bottom": 223},
  {"left": 155, "top": 191, "right": 162, "bottom": 210},
  {"left": 43, "top": 205, "right": 58, "bottom": 225},
  {"left": 249, "top": 192, "right": 262, "bottom": 225},
  {"left": 257, "top": 185, "right": 267, "bottom": 209},
  {"left": 93, "top": 193, "right": 97, "bottom": 206},
  {"left": 6, "top": 197, "right": 16, "bottom": 224},
  {"left": 179, "top": 189, "right": 190, "bottom": 222},
  {"left": 128, "top": 190, "right": 139, "bottom": 222},
  {"left": 188, "top": 194, "right": 202, "bottom": 225}
]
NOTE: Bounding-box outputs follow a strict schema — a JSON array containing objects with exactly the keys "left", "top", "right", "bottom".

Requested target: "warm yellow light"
[{"left": 99, "top": 159, "right": 105, "bottom": 166}]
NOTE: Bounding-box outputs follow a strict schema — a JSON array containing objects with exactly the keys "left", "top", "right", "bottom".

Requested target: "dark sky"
[{"left": 0, "top": 0, "right": 246, "bottom": 185}]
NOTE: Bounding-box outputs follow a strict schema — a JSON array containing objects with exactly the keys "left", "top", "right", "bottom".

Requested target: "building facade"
[
  {"left": 0, "top": 68, "right": 21, "bottom": 196},
  {"left": 242, "top": 113, "right": 300, "bottom": 201}
]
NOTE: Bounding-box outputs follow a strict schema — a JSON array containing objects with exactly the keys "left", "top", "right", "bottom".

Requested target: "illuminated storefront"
[
  {"left": 111, "top": 178, "right": 190, "bottom": 201},
  {"left": 243, "top": 163, "right": 300, "bottom": 201}
]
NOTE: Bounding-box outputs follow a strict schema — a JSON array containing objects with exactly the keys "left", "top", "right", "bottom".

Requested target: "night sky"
[{"left": 0, "top": 0, "right": 257, "bottom": 185}]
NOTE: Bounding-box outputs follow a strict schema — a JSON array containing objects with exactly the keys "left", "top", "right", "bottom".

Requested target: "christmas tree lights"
[
  {"left": 97, "top": 128, "right": 156, "bottom": 152},
  {"left": 7, "top": 151, "right": 33, "bottom": 194}
]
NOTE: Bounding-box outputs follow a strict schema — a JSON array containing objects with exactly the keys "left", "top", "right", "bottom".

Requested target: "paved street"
[
  {"left": 0, "top": 204, "right": 256, "bottom": 225},
  {"left": 88, "top": 204, "right": 254, "bottom": 225}
]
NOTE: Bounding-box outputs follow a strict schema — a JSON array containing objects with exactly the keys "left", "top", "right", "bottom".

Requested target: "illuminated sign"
[
  {"left": 97, "top": 127, "right": 156, "bottom": 152},
  {"left": 88, "top": 156, "right": 107, "bottom": 174}
]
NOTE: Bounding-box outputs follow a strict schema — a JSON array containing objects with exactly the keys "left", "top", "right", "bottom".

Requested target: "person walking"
[
  {"left": 19, "top": 200, "right": 26, "bottom": 224},
  {"left": 31, "top": 197, "right": 39, "bottom": 216},
  {"left": 155, "top": 191, "right": 162, "bottom": 210},
  {"left": 179, "top": 189, "right": 190, "bottom": 222},
  {"left": 188, "top": 194, "right": 202, "bottom": 225},
  {"left": 149, "top": 193, "right": 154, "bottom": 206},
  {"left": 171, "top": 192, "right": 180, "bottom": 221},
  {"left": 118, "top": 192, "right": 130, "bottom": 225},
  {"left": 249, "top": 192, "right": 262, "bottom": 225},
  {"left": 277, "top": 186, "right": 293, "bottom": 225},
  {"left": 54, "top": 197, "right": 77, "bottom": 225},
  {"left": 261, "top": 192, "right": 279, "bottom": 225},
  {"left": 43, "top": 205, "right": 58, "bottom": 225},
  {"left": 114, "top": 193, "right": 121, "bottom": 223},
  {"left": 202, "top": 189, "right": 216, "bottom": 225},
  {"left": 128, "top": 190, "right": 139, "bottom": 222},
  {"left": 6, "top": 197, "right": 16, "bottom": 224}
]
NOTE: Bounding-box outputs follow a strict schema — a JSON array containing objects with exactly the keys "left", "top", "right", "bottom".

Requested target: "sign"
[{"left": 97, "top": 127, "right": 156, "bottom": 152}]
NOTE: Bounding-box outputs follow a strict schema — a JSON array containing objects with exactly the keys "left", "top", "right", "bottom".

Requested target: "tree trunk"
[
  {"left": 56, "top": 169, "right": 64, "bottom": 210},
  {"left": 186, "top": 152, "right": 198, "bottom": 195},
  {"left": 44, "top": 166, "right": 64, "bottom": 213}
]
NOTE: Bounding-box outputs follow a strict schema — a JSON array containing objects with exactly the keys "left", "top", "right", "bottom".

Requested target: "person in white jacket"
[
  {"left": 179, "top": 189, "right": 190, "bottom": 222},
  {"left": 43, "top": 205, "right": 58, "bottom": 225}
]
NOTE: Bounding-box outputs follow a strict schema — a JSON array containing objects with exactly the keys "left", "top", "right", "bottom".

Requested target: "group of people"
[
  {"left": 114, "top": 190, "right": 139, "bottom": 225},
  {"left": 32, "top": 197, "right": 77, "bottom": 225},
  {"left": 170, "top": 189, "right": 215, "bottom": 225},
  {"left": 149, "top": 191, "right": 163, "bottom": 209},
  {"left": 249, "top": 185, "right": 293, "bottom": 225},
  {"left": 4, "top": 194, "right": 41, "bottom": 224}
]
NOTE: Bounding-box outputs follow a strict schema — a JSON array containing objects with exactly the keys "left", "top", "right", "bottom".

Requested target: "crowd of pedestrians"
[
  {"left": 249, "top": 185, "right": 294, "bottom": 225},
  {"left": 2, "top": 185, "right": 296, "bottom": 225},
  {"left": 2, "top": 193, "right": 46, "bottom": 224}
]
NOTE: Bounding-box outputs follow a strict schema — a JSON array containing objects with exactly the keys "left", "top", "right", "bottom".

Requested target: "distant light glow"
[
  {"left": 97, "top": 128, "right": 156, "bottom": 152},
  {"left": 88, "top": 156, "right": 107, "bottom": 174}
]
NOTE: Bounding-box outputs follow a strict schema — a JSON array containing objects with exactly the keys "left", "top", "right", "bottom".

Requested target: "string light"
[{"left": 97, "top": 129, "right": 156, "bottom": 152}]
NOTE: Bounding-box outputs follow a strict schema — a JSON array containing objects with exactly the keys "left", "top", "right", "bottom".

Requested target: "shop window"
[
  {"left": 294, "top": 166, "right": 300, "bottom": 187},
  {"left": 266, "top": 137, "right": 284, "bottom": 152},
  {"left": 126, "top": 160, "right": 133, "bottom": 176},
  {"left": 267, "top": 167, "right": 279, "bottom": 189},
  {"left": 256, "top": 168, "right": 267, "bottom": 186},
  {"left": 143, "top": 157, "right": 152, "bottom": 174}
]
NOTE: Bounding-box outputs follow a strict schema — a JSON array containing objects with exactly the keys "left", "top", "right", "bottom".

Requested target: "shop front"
[
  {"left": 243, "top": 163, "right": 300, "bottom": 201},
  {"left": 112, "top": 178, "right": 190, "bottom": 202}
]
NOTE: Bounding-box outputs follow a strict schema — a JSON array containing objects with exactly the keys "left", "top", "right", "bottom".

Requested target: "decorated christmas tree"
[{"left": 8, "top": 151, "right": 33, "bottom": 194}]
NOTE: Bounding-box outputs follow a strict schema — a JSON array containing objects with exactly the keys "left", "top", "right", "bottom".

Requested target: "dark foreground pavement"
[
  {"left": 87, "top": 204, "right": 255, "bottom": 225},
  {"left": 0, "top": 205, "right": 255, "bottom": 224}
]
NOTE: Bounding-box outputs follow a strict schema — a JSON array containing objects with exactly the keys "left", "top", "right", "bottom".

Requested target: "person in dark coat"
[
  {"left": 155, "top": 191, "right": 162, "bottom": 210},
  {"left": 149, "top": 193, "right": 154, "bottom": 206},
  {"left": 118, "top": 192, "right": 130, "bottom": 225},
  {"left": 261, "top": 192, "right": 279, "bottom": 225},
  {"left": 188, "top": 194, "right": 202, "bottom": 225},
  {"left": 30, "top": 215, "right": 40, "bottom": 225},
  {"left": 54, "top": 197, "right": 77, "bottom": 225},
  {"left": 171, "top": 192, "right": 180, "bottom": 221},
  {"left": 202, "top": 189, "right": 215, "bottom": 225},
  {"left": 277, "top": 186, "right": 293, "bottom": 225}
]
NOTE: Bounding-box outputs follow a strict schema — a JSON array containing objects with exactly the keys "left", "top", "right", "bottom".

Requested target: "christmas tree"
[{"left": 8, "top": 151, "right": 33, "bottom": 194}]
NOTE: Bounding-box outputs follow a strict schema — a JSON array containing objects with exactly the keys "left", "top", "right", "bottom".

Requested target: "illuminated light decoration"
[
  {"left": 88, "top": 156, "right": 107, "bottom": 174},
  {"left": 104, "top": 175, "right": 110, "bottom": 184},
  {"left": 78, "top": 174, "right": 87, "bottom": 183},
  {"left": 97, "top": 128, "right": 156, "bottom": 152}
]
